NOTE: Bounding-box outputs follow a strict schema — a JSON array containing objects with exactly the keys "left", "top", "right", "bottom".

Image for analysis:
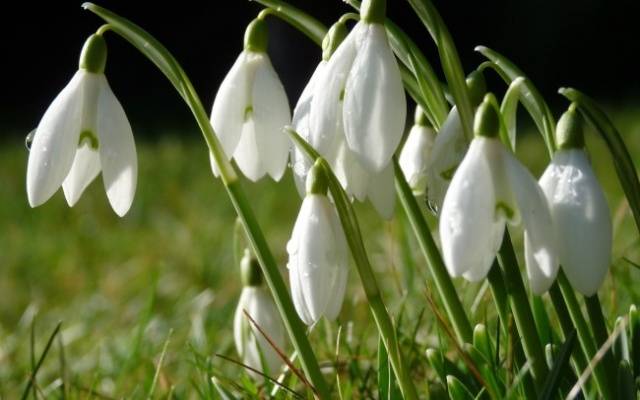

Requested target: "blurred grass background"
[{"left": 1, "top": 105, "right": 639, "bottom": 397}]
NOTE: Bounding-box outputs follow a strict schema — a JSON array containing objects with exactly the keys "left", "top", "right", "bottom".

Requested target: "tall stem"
[
  {"left": 496, "top": 232, "right": 548, "bottom": 388},
  {"left": 585, "top": 294, "right": 617, "bottom": 396},
  {"left": 394, "top": 161, "right": 473, "bottom": 343}
]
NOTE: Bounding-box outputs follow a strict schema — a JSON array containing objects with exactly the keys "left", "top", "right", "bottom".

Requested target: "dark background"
[{"left": 2, "top": 0, "right": 639, "bottom": 137}]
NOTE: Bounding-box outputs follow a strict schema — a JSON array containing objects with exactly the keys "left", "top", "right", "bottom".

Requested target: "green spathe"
[
  {"left": 474, "top": 95, "right": 500, "bottom": 139},
  {"left": 244, "top": 17, "right": 269, "bottom": 53},
  {"left": 306, "top": 160, "right": 329, "bottom": 195},
  {"left": 79, "top": 34, "right": 107, "bottom": 73},
  {"left": 556, "top": 105, "right": 585, "bottom": 150}
]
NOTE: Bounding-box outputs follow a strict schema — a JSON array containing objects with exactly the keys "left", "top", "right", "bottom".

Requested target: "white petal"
[
  {"left": 367, "top": 163, "right": 396, "bottom": 220},
  {"left": 291, "top": 61, "right": 327, "bottom": 196},
  {"left": 234, "top": 289, "right": 251, "bottom": 356},
  {"left": 504, "top": 151, "right": 558, "bottom": 294},
  {"left": 27, "top": 71, "right": 86, "bottom": 206},
  {"left": 425, "top": 107, "right": 469, "bottom": 211},
  {"left": 233, "top": 120, "right": 265, "bottom": 181},
  {"left": 62, "top": 143, "right": 101, "bottom": 206},
  {"left": 343, "top": 23, "right": 406, "bottom": 172},
  {"left": 287, "top": 203, "right": 314, "bottom": 325},
  {"left": 323, "top": 204, "right": 349, "bottom": 320},
  {"left": 333, "top": 138, "right": 369, "bottom": 201},
  {"left": 211, "top": 51, "right": 256, "bottom": 158},
  {"left": 96, "top": 76, "right": 137, "bottom": 217},
  {"left": 540, "top": 150, "right": 611, "bottom": 296},
  {"left": 399, "top": 125, "right": 436, "bottom": 195},
  {"left": 309, "top": 25, "right": 359, "bottom": 156},
  {"left": 251, "top": 55, "right": 291, "bottom": 181},
  {"left": 439, "top": 138, "right": 506, "bottom": 280}
]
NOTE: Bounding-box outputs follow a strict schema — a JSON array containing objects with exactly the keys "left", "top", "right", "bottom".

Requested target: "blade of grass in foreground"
[{"left": 82, "top": 3, "right": 329, "bottom": 397}]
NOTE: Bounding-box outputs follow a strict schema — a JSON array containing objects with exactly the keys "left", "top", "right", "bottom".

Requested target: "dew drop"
[{"left": 25, "top": 129, "right": 35, "bottom": 151}]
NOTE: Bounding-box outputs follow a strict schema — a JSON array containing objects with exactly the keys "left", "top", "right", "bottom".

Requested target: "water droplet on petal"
[{"left": 25, "top": 129, "right": 35, "bottom": 151}]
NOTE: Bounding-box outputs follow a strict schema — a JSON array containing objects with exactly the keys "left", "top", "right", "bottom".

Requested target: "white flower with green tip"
[{"left": 26, "top": 34, "right": 137, "bottom": 217}]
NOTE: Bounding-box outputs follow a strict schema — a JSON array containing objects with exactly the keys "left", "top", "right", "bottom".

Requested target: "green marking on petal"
[
  {"left": 495, "top": 201, "right": 514, "bottom": 220},
  {"left": 244, "top": 106, "right": 253, "bottom": 122},
  {"left": 339, "top": 88, "right": 345, "bottom": 101},
  {"left": 78, "top": 130, "right": 99, "bottom": 149}
]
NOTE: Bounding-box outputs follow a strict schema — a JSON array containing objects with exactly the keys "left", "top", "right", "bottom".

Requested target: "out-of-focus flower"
[
  {"left": 27, "top": 34, "right": 137, "bottom": 217},
  {"left": 399, "top": 106, "right": 436, "bottom": 195},
  {"left": 234, "top": 250, "right": 286, "bottom": 379}
]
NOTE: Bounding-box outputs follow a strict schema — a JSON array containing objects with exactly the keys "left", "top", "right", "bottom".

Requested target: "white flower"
[
  {"left": 287, "top": 193, "right": 349, "bottom": 325},
  {"left": 234, "top": 286, "right": 286, "bottom": 378},
  {"left": 26, "top": 67, "right": 137, "bottom": 217},
  {"left": 425, "top": 107, "right": 468, "bottom": 211},
  {"left": 439, "top": 135, "right": 558, "bottom": 294},
  {"left": 210, "top": 49, "right": 291, "bottom": 182},
  {"left": 399, "top": 124, "right": 436, "bottom": 195},
  {"left": 342, "top": 22, "right": 406, "bottom": 172},
  {"left": 539, "top": 149, "right": 612, "bottom": 296}
]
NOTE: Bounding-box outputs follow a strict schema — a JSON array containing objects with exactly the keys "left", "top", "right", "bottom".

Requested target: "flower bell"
[
  {"left": 292, "top": 19, "right": 395, "bottom": 219},
  {"left": 343, "top": 0, "right": 406, "bottom": 173},
  {"left": 439, "top": 95, "right": 558, "bottom": 294},
  {"left": 26, "top": 33, "right": 137, "bottom": 217},
  {"left": 426, "top": 71, "right": 486, "bottom": 211},
  {"left": 210, "top": 15, "right": 291, "bottom": 182},
  {"left": 287, "top": 161, "right": 349, "bottom": 325},
  {"left": 234, "top": 250, "right": 286, "bottom": 378},
  {"left": 539, "top": 107, "right": 612, "bottom": 296},
  {"left": 399, "top": 106, "right": 436, "bottom": 195}
]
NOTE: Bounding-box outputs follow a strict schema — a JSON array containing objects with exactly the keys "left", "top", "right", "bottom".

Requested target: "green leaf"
[
  {"left": 629, "top": 305, "right": 640, "bottom": 377},
  {"left": 407, "top": 0, "right": 474, "bottom": 141},
  {"left": 251, "top": 0, "right": 326, "bottom": 45},
  {"left": 476, "top": 46, "right": 556, "bottom": 156},
  {"left": 211, "top": 377, "right": 238, "bottom": 400},
  {"left": 559, "top": 87, "right": 640, "bottom": 235},
  {"left": 538, "top": 329, "right": 576, "bottom": 400},
  {"left": 447, "top": 375, "right": 476, "bottom": 400},
  {"left": 616, "top": 360, "right": 636, "bottom": 400},
  {"left": 531, "top": 296, "right": 553, "bottom": 348},
  {"left": 499, "top": 77, "right": 527, "bottom": 151},
  {"left": 614, "top": 317, "right": 630, "bottom": 362},
  {"left": 378, "top": 336, "right": 403, "bottom": 400},
  {"left": 463, "top": 343, "right": 502, "bottom": 400}
]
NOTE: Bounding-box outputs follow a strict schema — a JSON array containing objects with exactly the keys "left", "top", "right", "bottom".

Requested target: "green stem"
[
  {"left": 486, "top": 264, "right": 538, "bottom": 398},
  {"left": 496, "top": 232, "right": 548, "bottom": 388},
  {"left": 556, "top": 273, "right": 613, "bottom": 399},
  {"left": 81, "top": 4, "right": 330, "bottom": 397},
  {"left": 585, "top": 294, "right": 617, "bottom": 396},
  {"left": 394, "top": 160, "right": 473, "bottom": 343}
]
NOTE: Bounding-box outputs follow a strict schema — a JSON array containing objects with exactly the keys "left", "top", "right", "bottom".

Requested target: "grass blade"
[
  {"left": 21, "top": 321, "right": 63, "bottom": 400},
  {"left": 538, "top": 330, "right": 576, "bottom": 400}
]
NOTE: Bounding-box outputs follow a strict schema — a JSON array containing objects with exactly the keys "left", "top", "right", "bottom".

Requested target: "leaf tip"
[
  {"left": 474, "top": 45, "right": 487, "bottom": 53},
  {"left": 81, "top": 2, "right": 94, "bottom": 10}
]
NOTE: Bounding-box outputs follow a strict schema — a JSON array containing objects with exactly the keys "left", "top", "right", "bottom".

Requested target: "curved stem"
[{"left": 82, "top": 4, "right": 330, "bottom": 397}]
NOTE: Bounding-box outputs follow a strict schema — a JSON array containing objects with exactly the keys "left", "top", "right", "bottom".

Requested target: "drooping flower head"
[
  {"left": 287, "top": 161, "right": 349, "bottom": 325},
  {"left": 539, "top": 107, "right": 612, "bottom": 296},
  {"left": 439, "top": 94, "right": 558, "bottom": 294},
  {"left": 210, "top": 15, "right": 291, "bottom": 182},
  {"left": 399, "top": 106, "right": 436, "bottom": 195},
  {"left": 292, "top": 17, "right": 396, "bottom": 219},
  {"left": 234, "top": 250, "right": 286, "bottom": 379},
  {"left": 342, "top": 0, "right": 406, "bottom": 173},
  {"left": 26, "top": 33, "right": 137, "bottom": 217}
]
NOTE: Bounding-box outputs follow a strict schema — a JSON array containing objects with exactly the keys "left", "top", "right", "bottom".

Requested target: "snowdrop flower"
[
  {"left": 539, "top": 108, "right": 612, "bottom": 296},
  {"left": 439, "top": 95, "right": 558, "bottom": 294},
  {"left": 26, "top": 34, "right": 137, "bottom": 217},
  {"left": 210, "top": 16, "right": 290, "bottom": 181},
  {"left": 287, "top": 162, "right": 349, "bottom": 325},
  {"left": 399, "top": 106, "right": 436, "bottom": 195},
  {"left": 292, "top": 20, "right": 395, "bottom": 219},
  {"left": 426, "top": 71, "right": 486, "bottom": 211},
  {"left": 234, "top": 250, "right": 286, "bottom": 379},
  {"left": 342, "top": 0, "right": 406, "bottom": 172}
]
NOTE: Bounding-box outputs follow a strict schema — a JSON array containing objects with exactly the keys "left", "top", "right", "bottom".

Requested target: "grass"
[{"left": 1, "top": 105, "right": 640, "bottom": 398}]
